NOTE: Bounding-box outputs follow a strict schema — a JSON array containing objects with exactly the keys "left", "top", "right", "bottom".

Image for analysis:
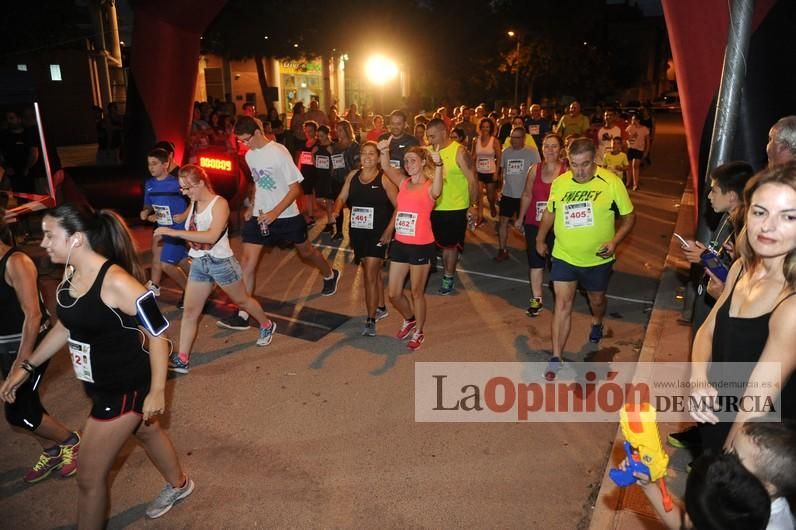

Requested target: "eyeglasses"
[
  {"left": 238, "top": 134, "right": 254, "bottom": 145},
  {"left": 179, "top": 183, "right": 199, "bottom": 191}
]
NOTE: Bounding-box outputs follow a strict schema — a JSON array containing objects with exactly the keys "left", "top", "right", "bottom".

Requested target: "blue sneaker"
[
  {"left": 438, "top": 276, "right": 454, "bottom": 295},
  {"left": 589, "top": 324, "right": 604, "bottom": 343},
  {"left": 257, "top": 320, "right": 277, "bottom": 346},
  {"left": 168, "top": 352, "right": 190, "bottom": 374},
  {"left": 544, "top": 357, "right": 563, "bottom": 381}
]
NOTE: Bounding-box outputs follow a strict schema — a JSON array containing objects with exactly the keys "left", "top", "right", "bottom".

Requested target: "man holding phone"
[{"left": 535, "top": 138, "right": 635, "bottom": 375}]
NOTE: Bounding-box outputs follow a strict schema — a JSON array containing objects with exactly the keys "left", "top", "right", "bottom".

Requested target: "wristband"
[
  {"left": 434, "top": 162, "right": 443, "bottom": 167},
  {"left": 19, "top": 360, "right": 37, "bottom": 374}
]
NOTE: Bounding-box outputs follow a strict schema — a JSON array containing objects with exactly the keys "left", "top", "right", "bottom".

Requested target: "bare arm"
[
  {"left": 5, "top": 253, "right": 45, "bottom": 362},
  {"left": 456, "top": 145, "right": 478, "bottom": 204},
  {"left": 1, "top": 321, "right": 69, "bottom": 403},
  {"left": 516, "top": 163, "right": 538, "bottom": 228},
  {"left": 377, "top": 138, "right": 406, "bottom": 187},
  {"left": 332, "top": 170, "right": 358, "bottom": 219}
]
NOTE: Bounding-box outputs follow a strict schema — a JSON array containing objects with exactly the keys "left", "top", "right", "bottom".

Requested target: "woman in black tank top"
[
  {"left": 331, "top": 141, "right": 398, "bottom": 336},
  {"left": 1, "top": 203, "right": 193, "bottom": 526},
  {"left": 690, "top": 164, "right": 796, "bottom": 450}
]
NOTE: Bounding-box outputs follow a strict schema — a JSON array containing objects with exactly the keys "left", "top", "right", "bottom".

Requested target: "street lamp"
[
  {"left": 365, "top": 54, "right": 399, "bottom": 113},
  {"left": 507, "top": 30, "right": 521, "bottom": 106}
]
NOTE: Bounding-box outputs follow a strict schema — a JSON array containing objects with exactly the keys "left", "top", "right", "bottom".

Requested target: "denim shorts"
[{"left": 188, "top": 254, "right": 242, "bottom": 286}]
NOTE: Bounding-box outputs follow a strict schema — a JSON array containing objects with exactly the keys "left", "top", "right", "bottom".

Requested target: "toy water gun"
[{"left": 609, "top": 402, "right": 673, "bottom": 512}]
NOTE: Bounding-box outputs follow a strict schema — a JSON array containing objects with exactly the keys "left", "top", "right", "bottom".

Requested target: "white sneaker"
[{"left": 146, "top": 477, "right": 194, "bottom": 519}]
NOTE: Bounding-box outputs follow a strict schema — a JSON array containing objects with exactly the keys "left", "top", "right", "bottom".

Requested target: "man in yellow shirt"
[{"left": 535, "top": 138, "right": 635, "bottom": 374}]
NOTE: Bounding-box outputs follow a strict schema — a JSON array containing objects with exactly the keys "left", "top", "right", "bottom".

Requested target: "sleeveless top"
[
  {"left": 435, "top": 141, "right": 469, "bottom": 211},
  {"left": 395, "top": 178, "right": 435, "bottom": 245},
  {"left": 56, "top": 261, "right": 150, "bottom": 393},
  {"left": 701, "top": 270, "right": 796, "bottom": 449},
  {"left": 525, "top": 161, "right": 568, "bottom": 226},
  {"left": 185, "top": 196, "right": 233, "bottom": 259},
  {"left": 347, "top": 170, "right": 394, "bottom": 236},
  {"left": 474, "top": 137, "right": 497, "bottom": 175},
  {"left": 0, "top": 248, "right": 49, "bottom": 340}
]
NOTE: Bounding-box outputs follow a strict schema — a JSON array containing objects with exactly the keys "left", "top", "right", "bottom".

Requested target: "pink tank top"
[
  {"left": 525, "top": 161, "right": 568, "bottom": 226},
  {"left": 395, "top": 178, "right": 435, "bottom": 245}
]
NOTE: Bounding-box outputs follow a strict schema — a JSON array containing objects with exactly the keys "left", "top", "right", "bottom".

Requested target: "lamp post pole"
[{"left": 513, "top": 39, "right": 520, "bottom": 106}]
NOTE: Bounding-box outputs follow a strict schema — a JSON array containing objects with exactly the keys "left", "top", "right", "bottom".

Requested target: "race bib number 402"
[
  {"left": 395, "top": 211, "right": 418, "bottom": 237},
  {"left": 563, "top": 201, "right": 594, "bottom": 229}
]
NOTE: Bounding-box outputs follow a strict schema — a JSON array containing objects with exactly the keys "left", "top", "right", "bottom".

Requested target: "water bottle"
[
  {"left": 259, "top": 219, "right": 270, "bottom": 236},
  {"left": 467, "top": 211, "right": 476, "bottom": 232}
]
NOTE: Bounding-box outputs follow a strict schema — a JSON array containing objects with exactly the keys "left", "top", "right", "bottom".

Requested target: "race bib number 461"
[
  {"left": 563, "top": 201, "right": 594, "bottom": 229},
  {"left": 351, "top": 206, "right": 374, "bottom": 230}
]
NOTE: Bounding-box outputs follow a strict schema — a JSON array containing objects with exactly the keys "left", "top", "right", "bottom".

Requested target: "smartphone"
[
  {"left": 700, "top": 249, "right": 729, "bottom": 283},
  {"left": 673, "top": 233, "right": 690, "bottom": 249},
  {"left": 135, "top": 291, "right": 169, "bottom": 336}
]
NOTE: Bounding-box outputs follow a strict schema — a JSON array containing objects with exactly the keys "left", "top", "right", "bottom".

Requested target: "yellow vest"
[{"left": 435, "top": 141, "right": 469, "bottom": 211}]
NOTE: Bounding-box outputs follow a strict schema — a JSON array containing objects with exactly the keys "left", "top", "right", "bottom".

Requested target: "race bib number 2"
[
  {"left": 395, "top": 211, "right": 418, "bottom": 237},
  {"left": 563, "top": 201, "right": 594, "bottom": 229},
  {"left": 68, "top": 338, "right": 94, "bottom": 383}
]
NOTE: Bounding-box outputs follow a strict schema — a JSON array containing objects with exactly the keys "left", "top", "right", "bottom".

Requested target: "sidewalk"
[{"left": 590, "top": 182, "right": 698, "bottom": 529}]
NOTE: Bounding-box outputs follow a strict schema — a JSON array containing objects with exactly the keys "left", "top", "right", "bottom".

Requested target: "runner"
[
  {"left": 1, "top": 203, "right": 194, "bottom": 525},
  {"left": 154, "top": 165, "right": 277, "bottom": 373},
  {"left": 313, "top": 125, "right": 336, "bottom": 236},
  {"left": 332, "top": 141, "right": 397, "bottom": 336},
  {"left": 218, "top": 117, "right": 339, "bottom": 332},
  {"left": 535, "top": 138, "right": 635, "bottom": 375},
  {"left": 425, "top": 118, "right": 478, "bottom": 295},
  {"left": 473, "top": 118, "right": 502, "bottom": 224},
  {"left": 379, "top": 110, "right": 420, "bottom": 170},
  {"left": 0, "top": 209, "right": 79, "bottom": 484},
  {"left": 331, "top": 119, "right": 361, "bottom": 241},
  {"left": 516, "top": 133, "right": 567, "bottom": 315},
  {"left": 296, "top": 120, "right": 319, "bottom": 224},
  {"left": 139, "top": 147, "right": 189, "bottom": 306},
  {"left": 377, "top": 141, "right": 443, "bottom": 350},
  {"left": 625, "top": 113, "right": 650, "bottom": 191}
]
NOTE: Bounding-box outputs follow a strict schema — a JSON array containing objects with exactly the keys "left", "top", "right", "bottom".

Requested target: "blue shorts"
[
  {"left": 242, "top": 215, "right": 308, "bottom": 247},
  {"left": 188, "top": 254, "right": 242, "bottom": 286},
  {"left": 158, "top": 237, "right": 188, "bottom": 265},
  {"left": 550, "top": 257, "right": 613, "bottom": 292}
]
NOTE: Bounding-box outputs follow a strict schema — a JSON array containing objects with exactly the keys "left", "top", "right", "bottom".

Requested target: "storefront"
[{"left": 279, "top": 59, "right": 324, "bottom": 114}]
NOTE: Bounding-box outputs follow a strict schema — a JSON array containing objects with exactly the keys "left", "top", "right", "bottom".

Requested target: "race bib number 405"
[
  {"left": 68, "top": 338, "right": 94, "bottom": 383},
  {"left": 395, "top": 211, "right": 418, "bottom": 237},
  {"left": 563, "top": 201, "right": 594, "bottom": 229},
  {"left": 350, "top": 206, "right": 374, "bottom": 230}
]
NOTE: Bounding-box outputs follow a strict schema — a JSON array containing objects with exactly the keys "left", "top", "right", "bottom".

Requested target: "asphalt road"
[{"left": 0, "top": 113, "right": 688, "bottom": 529}]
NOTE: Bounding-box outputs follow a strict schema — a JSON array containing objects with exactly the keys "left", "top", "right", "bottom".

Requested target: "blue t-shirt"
[{"left": 143, "top": 175, "right": 187, "bottom": 230}]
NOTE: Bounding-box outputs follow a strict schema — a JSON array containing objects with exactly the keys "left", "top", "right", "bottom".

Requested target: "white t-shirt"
[
  {"left": 626, "top": 124, "right": 650, "bottom": 152},
  {"left": 245, "top": 141, "right": 304, "bottom": 219},
  {"left": 596, "top": 125, "right": 622, "bottom": 163},
  {"left": 768, "top": 497, "right": 795, "bottom": 530}
]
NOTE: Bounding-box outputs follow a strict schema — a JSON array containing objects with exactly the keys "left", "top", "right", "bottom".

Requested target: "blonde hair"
[
  {"left": 736, "top": 162, "right": 796, "bottom": 288},
  {"left": 404, "top": 146, "right": 436, "bottom": 179},
  {"left": 178, "top": 164, "right": 215, "bottom": 193}
]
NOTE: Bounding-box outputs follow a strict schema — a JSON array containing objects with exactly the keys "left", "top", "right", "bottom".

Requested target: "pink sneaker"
[
  {"left": 24, "top": 450, "right": 63, "bottom": 483},
  {"left": 407, "top": 330, "right": 425, "bottom": 351},
  {"left": 395, "top": 319, "right": 417, "bottom": 340},
  {"left": 58, "top": 432, "right": 81, "bottom": 478}
]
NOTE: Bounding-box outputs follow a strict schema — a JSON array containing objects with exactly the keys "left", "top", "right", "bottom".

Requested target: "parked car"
[{"left": 652, "top": 92, "right": 681, "bottom": 112}]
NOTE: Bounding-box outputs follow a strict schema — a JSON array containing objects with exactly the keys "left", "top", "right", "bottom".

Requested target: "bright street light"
[
  {"left": 507, "top": 31, "right": 521, "bottom": 105},
  {"left": 365, "top": 55, "right": 398, "bottom": 85}
]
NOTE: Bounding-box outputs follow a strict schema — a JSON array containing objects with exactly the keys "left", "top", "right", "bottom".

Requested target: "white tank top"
[
  {"left": 474, "top": 137, "right": 497, "bottom": 174},
  {"left": 185, "top": 195, "right": 233, "bottom": 259}
]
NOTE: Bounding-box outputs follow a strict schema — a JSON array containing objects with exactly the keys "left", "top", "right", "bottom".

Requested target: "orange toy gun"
[{"left": 609, "top": 402, "right": 673, "bottom": 512}]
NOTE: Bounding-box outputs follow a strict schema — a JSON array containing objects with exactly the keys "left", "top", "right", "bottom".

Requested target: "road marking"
[{"left": 314, "top": 243, "right": 654, "bottom": 306}]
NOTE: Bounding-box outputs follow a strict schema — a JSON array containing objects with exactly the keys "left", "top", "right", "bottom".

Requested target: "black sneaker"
[
  {"left": 322, "top": 223, "right": 334, "bottom": 234},
  {"left": 176, "top": 295, "right": 185, "bottom": 310},
  {"left": 321, "top": 269, "right": 340, "bottom": 296},
  {"left": 667, "top": 426, "right": 702, "bottom": 449},
  {"left": 331, "top": 231, "right": 343, "bottom": 241},
  {"left": 216, "top": 314, "right": 250, "bottom": 330}
]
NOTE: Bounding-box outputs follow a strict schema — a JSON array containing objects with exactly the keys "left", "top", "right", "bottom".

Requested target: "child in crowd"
[
  {"left": 139, "top": 148, "right": 189, "bottom": 305},
  {"left": 602, "top": 137, "right": 629, "bottom": 184}
]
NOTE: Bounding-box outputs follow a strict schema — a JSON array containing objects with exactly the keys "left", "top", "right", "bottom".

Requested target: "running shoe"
[
  {"left": 321, "top": 269, "right": 340, "bottom": 296},
  {"left": 494, "top": 249, "right": 509, "bottom": 262},
  {"left": 396, "top": 319, "right": 417, "bottom": 340},
  {"left": 407, "top": 330, "right": 425, "bottom": 351},
  {"left": 438, "top": 276, "right": 454, "bottom": 295},
  {"left": 24, "top": 449, "right": 64, "bottom": 483},
  {"left": 667, "top": 426, "right": 702, "bottom": 449},
  {"left": 58, "top": 432, "right": 81, "bottom": 478},
  {"left": 145, "top": 477, "right": 195, "bottom": 519},
  {"left": 362, "top": 320, "right": 376, "bottom": 337},
  {"left": 168, "top": 352, "right": 190, "bottom": 374},
  {"left": 374, "top": 307, "right": 389, "bottom": 321},
  {"left": 526, "top": 297, "right": 543, "bottom": 317},
  {"left": 256, "top": 320, "right": 277, "bottom": 346},
  {"left": 216, "top": 314, "right": 250, "bottom": 330},
  {"left": 331, "top": 231, "right": 344, "bottom": 241},
  {"left": 145, "top": 281, "right": 161, "bottom": 297},
  {"left": 589, "top": 324, "right": 604, "bottom": 343},
  {"left": 544, "top": 357, "right": 563, "bottom": 381},
  {"left": 322, "top": 223, "right": 334, "bottom": 234}
]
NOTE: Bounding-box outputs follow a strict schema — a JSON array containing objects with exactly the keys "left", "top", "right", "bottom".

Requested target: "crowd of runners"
[{"left": 0, "top": 104, "right": 795, "bottom": 528}]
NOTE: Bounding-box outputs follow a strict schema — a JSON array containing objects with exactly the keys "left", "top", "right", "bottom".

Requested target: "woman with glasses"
[{"left": 154, "top": 165, "right": 277, "bottom": 374}]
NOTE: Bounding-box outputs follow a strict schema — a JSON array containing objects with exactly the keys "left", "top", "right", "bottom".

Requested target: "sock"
[
  {"left": 443, "top": 274, "right": 454, "bottom": 280},
  {"left": 367, "top": 317, "right": 375, "bottom": 324},
  {"left": 407, "top": 315, "right": 416, "bottom": 322},
  {"left": 335, "top": 215, "right": 344, "bottom": 233},
  {"left": 324, "top": 271, "right": 335, "bottom": 280},
  {"left": 178, "top": 352, "right": 190, "bottom": 363},
  {"left": 44, "top": 445, "right": 61, "bottom": 456},
  {"left": 260, "top": 321, "right": 272, "bottom": 330},
  {"left": 60, "top": 432, "right": 79, "bottom": 446},
  {"left": 238, "top": 310, "right": 250, "bottom": 320},
  {"left": 377, "top": 305, "right": 386, "bottom": 312}
]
